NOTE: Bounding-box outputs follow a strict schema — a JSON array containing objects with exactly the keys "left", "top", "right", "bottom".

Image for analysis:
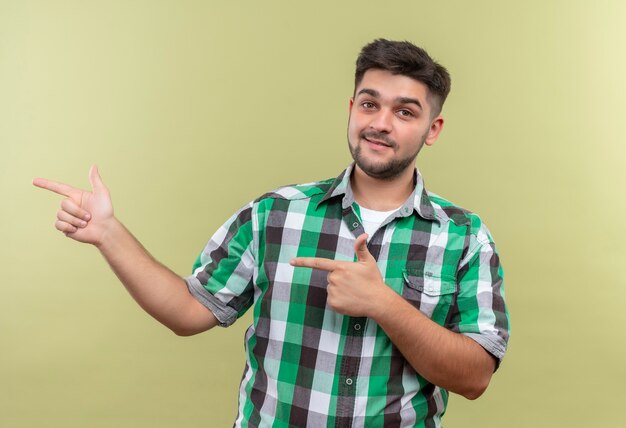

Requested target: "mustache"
[{"left": 360, "top": 131, "right": 396, "bottom": 148}]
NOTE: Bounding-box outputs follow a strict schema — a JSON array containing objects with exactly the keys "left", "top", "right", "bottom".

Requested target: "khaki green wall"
[{"left": 2, "top": 1, "right": 625, "bottom": 426}]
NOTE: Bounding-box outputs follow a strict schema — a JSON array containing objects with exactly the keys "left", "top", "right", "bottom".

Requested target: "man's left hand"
[{"left": 290, "top": 233, "right": 389, "bottom": 317}]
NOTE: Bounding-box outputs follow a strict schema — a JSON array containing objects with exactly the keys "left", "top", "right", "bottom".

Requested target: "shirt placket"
[{"left": 334, "top": 206, "right": 372, "bottom": 427}]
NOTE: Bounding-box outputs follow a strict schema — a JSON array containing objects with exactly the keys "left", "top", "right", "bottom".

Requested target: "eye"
[
  {"left": 361, "top": 101, "right": 376, "bottom": 110},
  {"left": 397, "top": 109, "right": 414, "bottom": 118}
]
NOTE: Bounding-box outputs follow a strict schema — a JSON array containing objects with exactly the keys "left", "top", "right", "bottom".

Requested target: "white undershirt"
[{"left": 358, "top": 205, "right": 399, "bottom": 238}]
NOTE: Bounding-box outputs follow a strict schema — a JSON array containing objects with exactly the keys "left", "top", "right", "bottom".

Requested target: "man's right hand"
[
  {"left": 33, "top": 165, "right": 113, "bottom": 246},
  {"left": 33, "top": 165, "right": 219, "bottom": 335}
]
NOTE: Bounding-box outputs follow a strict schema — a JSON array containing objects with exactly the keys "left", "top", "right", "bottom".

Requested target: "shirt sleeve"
[
  {"left": 185, "top": 202, "right": 256, "bottom": 327},
  {"left": 454, "top": 228, "right": 510, "bottom": 367}
]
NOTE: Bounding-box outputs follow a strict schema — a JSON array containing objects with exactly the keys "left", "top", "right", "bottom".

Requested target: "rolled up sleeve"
[{"left": 185, "top": 202, "right": 256, "bottom": 327}]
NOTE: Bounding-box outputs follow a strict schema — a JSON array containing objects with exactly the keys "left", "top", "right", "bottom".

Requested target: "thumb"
[
  {"left": 88, "top": 165, "right": 107, "bottom": 192},
  {"left": 354, "top": 233, "right": 373, "bottom": 262}
]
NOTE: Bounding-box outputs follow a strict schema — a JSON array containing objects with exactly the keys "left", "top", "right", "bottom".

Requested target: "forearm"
[
  {"left": 96, "top": 218, "right": 217, "bottom": 335},
  {"left": 371, "top": 288, "right": 495, "bottom": 399}
]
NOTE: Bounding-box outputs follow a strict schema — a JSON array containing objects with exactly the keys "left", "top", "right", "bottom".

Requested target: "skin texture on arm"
[
  {"left": 290, "top": 234, "right": 495, "bottom": 400},
  {"left": 33, "top": 166, "right": 218, "bottom": 336}
]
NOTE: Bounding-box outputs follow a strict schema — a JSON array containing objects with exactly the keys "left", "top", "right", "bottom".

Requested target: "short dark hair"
[{"left": 354, "top": 39, "right": 451, "bottom": 115}]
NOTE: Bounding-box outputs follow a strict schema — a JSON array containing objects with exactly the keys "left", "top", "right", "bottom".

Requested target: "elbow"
[
  {"left": 169, "top": 319, "right": 217, "bottom": 337},
  {"left": 462, "top": 387, "right": 486, "bottom": 401},
  {"left": 172, "top": 328, "right": 197, "bottom": 337},
  {"left": 460, "top": 376, "right": 491, "bottom": 400},
  {"left": 459, "top": 348, "right": 498, "bottom": 400},
  {"left": 164, "top": 308, "right": 220, "bottom": 336},
  {"left": 169, "top": 323, "right": 203, "bottom": 337},
  {"left": 171, "top": 325, "right": 208, "bottom": 337}
]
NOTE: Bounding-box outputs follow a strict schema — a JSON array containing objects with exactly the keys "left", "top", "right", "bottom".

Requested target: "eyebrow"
[{"left": 356, "top": 88, "right": 423, "bottom": 110}]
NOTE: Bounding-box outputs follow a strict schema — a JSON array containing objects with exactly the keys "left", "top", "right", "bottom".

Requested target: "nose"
[{"left": 369, "top": 108, "right": 393, "bottom": 133}]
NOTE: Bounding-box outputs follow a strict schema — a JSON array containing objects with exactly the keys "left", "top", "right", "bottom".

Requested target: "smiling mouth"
[
  {"left": 361, "top": 131, "right": 394, "bottom": 149},
  {"left": 362, "top": 135, "right": 394, "bottom": 151},
  {"left": 363, "top": 136, "right": 392, "bottom": 149}
]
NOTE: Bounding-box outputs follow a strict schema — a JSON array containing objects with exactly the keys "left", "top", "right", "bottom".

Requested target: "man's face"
[{"left": 347, "top": 69, "right": 443, "bottom": 180}]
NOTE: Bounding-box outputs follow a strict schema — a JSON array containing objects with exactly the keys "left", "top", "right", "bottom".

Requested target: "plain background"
[{"left": 2, "top": 1, "right": 625, "bottom": 426}]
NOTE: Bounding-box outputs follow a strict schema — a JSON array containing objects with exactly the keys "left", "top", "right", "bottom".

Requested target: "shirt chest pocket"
[{"left": 401, "top": 267, "right": 457, "bottom": 325}]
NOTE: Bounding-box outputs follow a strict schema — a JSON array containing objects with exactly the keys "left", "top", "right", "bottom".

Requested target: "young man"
[{"left": 34, "top": 39, "right": 509, "bottom": 427}]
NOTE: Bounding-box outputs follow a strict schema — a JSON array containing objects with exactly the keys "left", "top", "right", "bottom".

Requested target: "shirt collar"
[{"left": 318, "top": 163, "right": 438, "bottom": 222}]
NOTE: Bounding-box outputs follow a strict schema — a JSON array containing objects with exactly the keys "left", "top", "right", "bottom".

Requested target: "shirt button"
[
  {"left": 354, "top": 323, "right": 361, "bottom": 331},
  {"left": 346, "top": 378, "right": 353, "bottom": 386},
  {"left": 352, "top": 222, "right": 359, "bottom": 228}
]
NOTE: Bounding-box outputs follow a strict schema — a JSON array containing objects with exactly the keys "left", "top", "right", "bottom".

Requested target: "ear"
[
  {"left": 349, "top": 97, "right": 354, "bottom": 111},
  {"left": 424, "top": 116, "right": 444, "bottom": 147}
]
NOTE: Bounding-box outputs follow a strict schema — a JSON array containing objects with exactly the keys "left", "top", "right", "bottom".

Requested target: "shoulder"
[
  {"left": 427, "top": 191, "right": 493, "bottom": 245},
  {"left": 253, "top": 177, "right": 335, "bottom": 205}
]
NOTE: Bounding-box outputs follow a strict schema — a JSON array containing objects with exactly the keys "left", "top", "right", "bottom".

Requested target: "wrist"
[
  {"left": 367, "top": 283, "right": 399, "bottom": 321},
  {"left": 95, "top": 217, "right": 123, "bottom": 251}
]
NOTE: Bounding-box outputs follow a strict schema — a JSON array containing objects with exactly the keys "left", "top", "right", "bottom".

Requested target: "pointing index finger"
[
  {"left": 290, "top": 257, "right": 341, "bottom": 272},
  {"left": 32, "top": 177, "right": 81, "bottom": 199}
]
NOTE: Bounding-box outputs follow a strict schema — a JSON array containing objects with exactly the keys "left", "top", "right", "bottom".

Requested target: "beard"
[{"left": 348, "top": 130, "right": 426, "bottom": 180}]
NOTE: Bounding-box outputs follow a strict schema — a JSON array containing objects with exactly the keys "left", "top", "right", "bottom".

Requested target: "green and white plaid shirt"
[{"left": 186, "top": 164, "right": 509, "bottom": 427}]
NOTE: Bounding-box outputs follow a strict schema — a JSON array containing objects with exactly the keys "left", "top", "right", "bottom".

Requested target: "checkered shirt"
[{"left": 185, "top": 164, "right": 510, "bottom": 427}]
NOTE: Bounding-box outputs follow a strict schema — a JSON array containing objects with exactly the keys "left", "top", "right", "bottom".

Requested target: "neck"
[{"left": 351, "top": 165, "right": 415, "bottom": 211}]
